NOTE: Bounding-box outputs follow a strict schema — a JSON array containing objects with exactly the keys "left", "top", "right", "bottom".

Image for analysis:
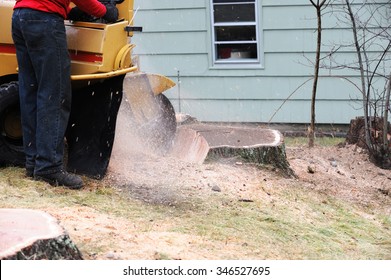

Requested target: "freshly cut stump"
[
  {"left": 0, "top": 208, "right": 82, "bottom": 260},
  {"left": 172, "top": 123, "right": 295, "bottom": 177}
]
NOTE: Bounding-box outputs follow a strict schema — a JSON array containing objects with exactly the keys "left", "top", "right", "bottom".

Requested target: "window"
[{"left": 211, "top": 0, "right": 260, "bottom": 65}]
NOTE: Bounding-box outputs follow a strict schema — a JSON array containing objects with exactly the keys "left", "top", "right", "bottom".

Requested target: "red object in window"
[{"left": 219, "top": 47, "right": 231, "bottom": 59}]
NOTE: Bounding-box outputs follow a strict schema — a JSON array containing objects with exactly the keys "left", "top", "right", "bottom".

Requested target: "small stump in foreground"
[{"left": 0, "top": 208, "right": 82, "bottom": 260}]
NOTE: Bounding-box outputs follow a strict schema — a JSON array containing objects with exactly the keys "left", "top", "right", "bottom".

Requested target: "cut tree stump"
[
  {"left": 346, "top": 117, "right": 369, "bottom": 148},
  {"left": 346, "top": 116, "right": 391, "bottom": 148},
  {"left": 172, "top": 123, "right": 296, "bottom": 177},
  {"left": 346, "top": 116, "right": 391, "bottom": 169},
  {"left": 0, "top": 208, "right": 83, "bottom": 260}
]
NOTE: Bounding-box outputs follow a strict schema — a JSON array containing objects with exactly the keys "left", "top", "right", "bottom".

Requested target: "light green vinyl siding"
[{"left": 132, "top": 0, "right": 390, "bottom": 124}]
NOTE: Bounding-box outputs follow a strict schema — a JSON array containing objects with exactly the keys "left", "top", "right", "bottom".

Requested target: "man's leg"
[
  {"left": 12, "top": 9, "right": 83, "bottom": 188},
  {"left": 12, "top": 8, "right": 37, "bottom": 175}
]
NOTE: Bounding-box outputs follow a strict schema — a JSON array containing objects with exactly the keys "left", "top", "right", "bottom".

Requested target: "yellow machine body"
[
  {"left": 0, "top": 0, "right": 174, "bottom": 91},
  {"left": 0, "top": 0, "right": 176, "bottom": 178}
]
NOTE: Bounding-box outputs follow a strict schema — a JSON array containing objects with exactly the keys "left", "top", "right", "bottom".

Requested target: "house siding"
[{"left": 132, "top": 0, "right": 389, "bottom": 124}]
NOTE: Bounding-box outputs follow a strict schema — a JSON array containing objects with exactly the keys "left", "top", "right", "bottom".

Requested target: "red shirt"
[{"left": 14, "top": 0, "right": 106, "bottom": 19}]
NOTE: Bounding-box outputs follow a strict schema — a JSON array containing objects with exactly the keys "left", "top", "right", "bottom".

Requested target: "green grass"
[
  {"left": 284, "top": 136, "right": 345, "bottom": 147},
  {"left": 0, "top": 167, "right": 165, "bottom": 222},
  {"left": 168, "top": 186, "right": 391, "bottom": 259}
]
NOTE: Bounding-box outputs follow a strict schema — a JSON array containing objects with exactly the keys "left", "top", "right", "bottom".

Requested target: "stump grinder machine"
[{"left": 0, "top": 0, "right": 177, "bottom": 178}]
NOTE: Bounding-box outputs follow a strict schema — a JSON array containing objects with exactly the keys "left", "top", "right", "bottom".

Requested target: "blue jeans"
[{"left": 12, "top": 8, "right": 71, "bottom": 175}]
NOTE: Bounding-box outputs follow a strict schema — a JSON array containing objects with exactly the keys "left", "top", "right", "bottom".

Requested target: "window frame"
[{"left": 210, "top": 0, "right": 263, "bottom": 68}]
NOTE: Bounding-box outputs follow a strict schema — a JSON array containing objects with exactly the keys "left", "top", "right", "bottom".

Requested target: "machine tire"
[
  {"left": 135, "top": 93, "right": 177, "bottom": 154},
  {"left": 0, "top": 82, "right": 25, "bottom": 167}
]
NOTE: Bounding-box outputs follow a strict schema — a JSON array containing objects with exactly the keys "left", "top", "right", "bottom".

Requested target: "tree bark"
[
  {"left": 384, "top": 73, "right": 391, "bottom": 150},
  {"left": 345, "top": 0, "right": 371, "bottom": 149},
  {"left": 207, "top": 144, "right": 296, "bottom": 178},
  {"left": 346, "top": 116, "right": 391, "bottom": 169},
  {"left": 309, "top": 0, "right": 326, "bottom": 148},
  {"left": 0, "top": 209, "right": 83, "bottom": 260},
  {"left": 2, "top": 234, "right": 83, "bottom": 260}
]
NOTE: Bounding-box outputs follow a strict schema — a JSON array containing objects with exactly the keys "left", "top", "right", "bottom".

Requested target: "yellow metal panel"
[
  {"left": 0, "top": 1, "right": 14, "bottom": 44},
  {"left": 114, "top": 44, "right": 135, "bottom": 69},
  {"left": 118, "top": 0, "right": 134, "bottom": 22},
  {"left": 0, "top": 55, "right": 18, "bottom": 77},
  {"left": 67, "top": 21, "right": 130, "bottom": 75},
  {"left": 66, "top": 24, "right": 106, "bottom": 53},
  {"left": 100, "top": 21, "right": 129, "bottom": 72}
]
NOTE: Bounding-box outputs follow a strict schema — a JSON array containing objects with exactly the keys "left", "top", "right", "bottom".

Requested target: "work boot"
[
  {"left": 26, "top": 168, "right": 34, "bottom": 178},
  {"left": 34, "top": 170, "right": 83, "bottom": 190}
]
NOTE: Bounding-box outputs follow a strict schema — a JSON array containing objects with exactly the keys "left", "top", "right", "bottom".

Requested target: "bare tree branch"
[
  {"left": 345, "top": 0, "right": 372, "bottom": 148},
  {"left": 308, "top": 0, "right": 327, "bottom": 147}
]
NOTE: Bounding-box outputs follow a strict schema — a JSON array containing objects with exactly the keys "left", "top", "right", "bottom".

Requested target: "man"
[{"left": 11, "top": 0, "right": 118, "bottom": 189}]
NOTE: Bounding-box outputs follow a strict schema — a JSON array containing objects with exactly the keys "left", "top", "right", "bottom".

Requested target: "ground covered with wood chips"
[{"left": 1, "top": 135, "right": 390, "bottom": 260}]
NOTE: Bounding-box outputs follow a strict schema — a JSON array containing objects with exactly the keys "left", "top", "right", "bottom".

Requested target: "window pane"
[
  {"left": 215, "top": 26, "right": 256, "bottom": 41},
  {"left": 216, "top": 43, "right": 258, "bottom": 60},
  {"left": 212, "top": 0, "right": 259, "bottom": 64},
  {"left": 214, "top": 4, "right": 255, "bottom": 23},
  {"left": 213, "top": 0, "right": 255, "bottom": 3}
]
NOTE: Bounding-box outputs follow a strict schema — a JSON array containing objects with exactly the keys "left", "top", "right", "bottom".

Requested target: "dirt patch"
[
  {"left": 288, "top": 143, "right": 391, "bottom": 208},
  {"left": 3, "top": 119, "right": 390, "bottom": 259},
  {"left": 43, "top": 135, "right": 391, "bottom": 260},
  {"left": 106, "top": 122, "right": 391, "bottom": 211}
]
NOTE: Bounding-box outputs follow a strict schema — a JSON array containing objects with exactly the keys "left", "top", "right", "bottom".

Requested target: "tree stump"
[
  {"left": 346, "top": 116, "right": 391, "bottom": 148},
  {"left": 346, "top": 116, "right": 391, "bottom": 169},
  {"left": 207, "top": 143, "right": 295, "bottom": 177},
  {"left": 346, "top": 116, "right": 367, "bottom": 147},
  {"left": 177, "top": 124, "right": 296, "bottom": 177},
  {"left": 0, "top": 208, "right": 83, "bottom": 260}
]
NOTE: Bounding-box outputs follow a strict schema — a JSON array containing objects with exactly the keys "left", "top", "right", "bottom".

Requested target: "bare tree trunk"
[
  {"left": 345, "top": 0, "right": 371, "bottom": 149},
  {"left": 384, "top": 73, "right": 391, "bottom": 150},
  {"left": 309, "top": 0, "right": 326, "bottom": 147}
]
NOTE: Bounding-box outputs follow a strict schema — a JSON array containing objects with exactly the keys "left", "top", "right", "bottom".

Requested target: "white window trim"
[{"left": 210, "top": 0, "right": 263, "bottom": 69}]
